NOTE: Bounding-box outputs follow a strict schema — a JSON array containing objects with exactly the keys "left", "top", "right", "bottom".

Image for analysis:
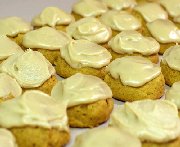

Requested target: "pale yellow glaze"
[
  {"left": 0, "top": 128, "right": 17, "bottom": 147},
  {"left": 0, "top": 17, "right": 32, "bottom": 37},
  {"left": 100, "top": 10, "right": 141, "bottom": 31},
  {"left": 162, "top": 45, "right": 180, "bottom": 71},
  {"left": 109, "top": 99, "right": 180, "bottom": 143},
  {"left": 0, "top": 73, "right": 22, "bottom": 100},
  {"left": 73, "top": 127, "right": 141, "bottom": 147},
  {"left": 60, "top": 40, "right": 112, "bottom": 68},
  {"left": 0, "top": 35, "right": 23, "bottom": 60},
  {"left": 147, "top": 19, "right": 180, "bottom": 43},
  {"left": 101, "top": 0, "right": 136, "bottom": 10},
  {"left": 51, "top": 73, "right": 112, "bottom": 107},
  {"left": 32, "top": 7, "right": 74, "bottom": 27},
  {"left": 134, "top": 3, "right": 168, "bottom": 22},
  {"left": 22, "top": 26, "right": 71, "bottom": 50},
  {"left": 108, "top": 30, "right": 160, "bottom": 55},
  {"left": 0, "top": 90, "right": 69, "bottom": 131},
  {"left": 66, "top": 17, "right": 112, "bottom": 44},
  {"left": 106, "top": 56, "right": 161, "bottom": 87},
  {"left": 0, "top": 49, "right": 55, "bottom": 88},
  {"left": 72, "top": 0, "right": 108, "bottom": 17}
]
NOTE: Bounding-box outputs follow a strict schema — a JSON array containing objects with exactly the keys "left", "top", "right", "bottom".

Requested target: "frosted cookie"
[
  {"left": 32, "top": 7, "right": 74, "bottom": 31},
  {"left": 104, "top": 56, "right": 165, "bottom": 101},
  {"left": 108, "top": 30, "right": 160, "bottom": 63},
  {"left": 66, "top": 17, "right": 112, "bottom": 45},
  {"left": 161, "top": 45, "right": 180, "bottom": 86},
  {"left": 99, "top": 10, "right": 142, "bottom": 36},
  {"left": 51, "top": 73, "right": 113, "bottom": 128},
  {"left": 22, "top": 26, "right": 71, "bottom": 64},
  {"left": 0, "top": 49, "right": 57, "bottom": 94},
  {"left": 146, "top": 19, "right": 180, "bottom": 54},
  {"left": 0, "top": 73, "right": 22, "bottom": 103},
  {"left": 72, "top": 0, "right": 108, "bottom": 20},
  {"left": 110, "top": 99, "right": 180, "bottom": 147},
  {"left": 0, "top": 17, "right": 32, "bottom": 46},
  {"left": 0, "top": 128, "right": 17, "bottom": 147},
  {"left": 0, "top": 90, "right": 70, "bottom": 147},
  {"left": 54, "top": 39, "right": 112, "bottom": 79},
  {"left": 73, "top": 127, "right": 141, "bottom": 147}
]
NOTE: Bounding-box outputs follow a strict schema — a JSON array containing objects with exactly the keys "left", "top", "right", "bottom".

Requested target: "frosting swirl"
[
  {"left": 60, "top": 39, "right": 112, "bottom": 68},
  {"left": 66, "top": 17, "right": 112, "bottom": 44}
]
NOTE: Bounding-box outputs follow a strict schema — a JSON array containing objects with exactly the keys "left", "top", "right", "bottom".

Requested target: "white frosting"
[
  {"left": 0, "top": 90, "right": 69, "bottom": 131},
  {"left": 0, "top": 49, "right": 55, "bottom": 88},
  {"left": 101, "top": 0, "right": 136, "bottom": 10},
  {"left": 0, "top": 128, "right": 17, "bottom": 147},
  {"left": 51, "top": 73, "right": 112, "bottom": 107},
  {"left": 160, "top": 0, "right": 180, "bottom": 17},
  {"left": 22, "top": 26, "right": 71, "bottom": 50},
  {"left": 134, "top": 3, "right": 168, "bottom": 22},
  {"left": 108, "top": 31, "right": 160, "bottom": 55},
  {"left": 73, "top": 127, "right": 141, "bottom": 147},
  {"left": 0, "top": 73, "right": 22, "bottom": 100},
  {"left": 166, "top": 82, "right": 180, "bottom": 109},
  {"left": 109, "top": 99, "right": 180, "bottom": 143},
  {"left": 0, "top": 35, "right": 23, "bottom": 60},
  {"left": 106, "top": 56, "right": 161, "bottom": 87},
  {"left": 162, "top": 45, "right": 180, "bottom": 71},
  {"left": 72, "top": 0, "right": 108, "bottom": 17},
  {"left": 66, "top": 17, "right": 112, "bottom": 44},
  {"left": 147, "top": 19, "right": 180, "bottom": 43},
  {"left": 60, "top": 39, "right": 112, "bottom": 68},
  {"left": 32, "top": 7, "right": 74, "bottom": 27},
  {"left": 0, "top": 17, "right": 32, "bottom": 37},
  {"left": 100, "top": 10, "right": 141, "bottom": 31}
]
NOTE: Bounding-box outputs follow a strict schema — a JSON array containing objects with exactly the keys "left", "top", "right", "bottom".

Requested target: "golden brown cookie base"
[
  {"left": 10, "top": 34, "right": 25, "bottom": 48},
  {"left": 9, "top": 126, "right": 70, "bottom": 147},
  {"left": 71, "top": 12, "right": 83, "bottom": 20},
  {"left": 104, "top": 73, "right": 165, "bottom": 101},
  {"left": 160, "top": 62, "right": 180, "bottom": 86},
  {"left": 68, "top": 98, "right": 114, "bottom": 128},
  {"left": 54, "top": 56, "right": 106, "bottom": 79},
  {"left": 142, "top": 137, "right": 180, "bottom": 147},
  {"left": 55, "top": 25, "right": 67, "bottom": 32},
  {"left": 175, "top": 23, "right": 180, "bottom": 29},
  {"left": 159, "top": 42, "right": 176, "bottom": 55},
  {"left": 0, "top": 94, "right": 14, "bottom": 103},
  {"left": 24, "top": 75, "right": 58, "bottom": 95}
]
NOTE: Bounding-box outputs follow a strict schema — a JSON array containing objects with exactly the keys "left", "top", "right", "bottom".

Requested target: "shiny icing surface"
[
  {"left": 0, "top": 128, "right": 17, "bottom": 147},
  {"left": 0, "top": 35, "right": 23, "bottom": 60},
  {"left": 0, "top": 17, "right": 32, "bottom": 37},
  {"left": 134, "top": 2, "right": 168, "bottom": 22},
  {"left": 60, "top": 39, "right": 112, "bottom": 68},
  {"left": 73, "top": 127, "right": 141, "bottom": 147},
  {"left": 101, "top": 0, "right": 136, "bottom": 10},
  {"left": 32, "top": 7, "right": 74, "bottom": 27},
  {"left": 22, "top": 26, "right": 71, "bottom": 50},
  {"left": 166, "top": 81, "right": 180, "bottom": 109},
  {"left": 160, "top": 0, "right": 180, "bottom": 17},
  {"left": 66, "top": 17, "right": 112, "bottom": 44},
  {"left": 0, "top": 49, "right": 55, "bottom": 88},
  {"left": 109, "top": 99, "right": 180, "bottom": 143},
  {"left": 106, "top": 56, "right": 161, "bottom": 87},
  {"left": 0, "top": 90, "right": 69, "bottom": 131},
  {"left": 108, "top": 30, "right": 160, "bottom": 55},
  {"left": 72, "top": 0, "right": 108, "bottom": 17},
  {"left": 162, "top": 45, "right": 180, "bottom": 71},
  {"left": 147, "top": 19, "right": 180, "bottom": 43},
  {"left": 51, "top": 73, "right": 112, "bottom": 107},
  {"left": 0, "top": 73, "right": 22, "bottom": 100},
  {"left": 100, "top": 10, "right": 141, "bottom": 31}
]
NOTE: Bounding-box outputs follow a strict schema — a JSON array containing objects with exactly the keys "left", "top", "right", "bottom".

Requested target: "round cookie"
[
  {"left": 104, "top": 56, "right": 165, "bottom": 101},
  {"left": 54, "top": 39, "right": 112, "bottom": 79},
  {"left": 107, "top": 30, "right": 160, "bottom": 63},
  {"left": 51, "top": 73, "right": 114, "bottom": 128},
  {"left": 0, "top": 90, "right": 70, "bottom": 147},
  {"left": 161, "top": 45, "right": 180, "bottom": 86}
]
